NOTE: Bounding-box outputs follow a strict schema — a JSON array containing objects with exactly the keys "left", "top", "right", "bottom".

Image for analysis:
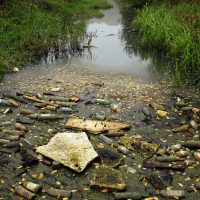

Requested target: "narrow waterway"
[{"left": 3, "top": 0, "right": 164, "bottom": 86}]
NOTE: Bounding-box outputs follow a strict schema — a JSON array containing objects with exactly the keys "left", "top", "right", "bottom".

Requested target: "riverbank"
[
  {"left": 0, "top": 0, "right": 111, "bottom": 78},
  {"left": 130, "top": 0, "right": 200, "bottom": 86}
]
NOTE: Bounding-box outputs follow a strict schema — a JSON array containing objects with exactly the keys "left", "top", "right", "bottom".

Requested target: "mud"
[{"left": 0, "top": 0, "right": 200, "bottom": 199}]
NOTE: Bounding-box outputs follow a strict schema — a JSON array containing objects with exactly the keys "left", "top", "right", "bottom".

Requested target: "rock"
[
  {"left": 36, "top": 132, "right": 98, "bottom": 172},
  {"left": 125, "top": 166, "right": 137, "bottom": 174},
  {"left": 65, "top": 118, "right": 131, "bottom": 134},
  {"left": 173, "top": 125, "right": 189, "bottom": 133},
  {"left": 52, "top": 161, "right": 61, "bottom": 169},
  {"left": 97, "top": 148, "right": 123, "bottom": 168},
  {"left": 94, "top": 111, "right": 106, "bottom": 120},
  {"left": 190, "top": 120, "right": 198, "bottom": 131},
  {"left": 90, "top": 166, "right": 126, "bottom": 191},
  {"left": 170, "top": 144, "right": 182, "bottom": 152},
  {"left": 146, "top": 171, "right": 173, "bottom": 189},
  {"left": 193, "top": 152, "right": 200, "bottom": 161},
  {"left": 20, "top": 148, "right": 38, "bottom": 167},
  {"left": 176, "top": 150, "right": 190, "bottom": 158}
]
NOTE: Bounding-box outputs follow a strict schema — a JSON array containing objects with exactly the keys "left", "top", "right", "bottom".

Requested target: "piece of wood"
[
  {"left": 23, "top": 95, "right": 58, "bottom": 107},
  {"left": 65, "top": 118, "right": 131, "bottom": 134},
  {"left": 143, "top": 160, "right": 185, "bottom": 171}
]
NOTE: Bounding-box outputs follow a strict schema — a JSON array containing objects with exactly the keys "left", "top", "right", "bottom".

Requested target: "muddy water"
[
  {"left": 3, "top": 0, "right": 162, "bottom": 86},
  {"left": 1, "top": 1, "right": 200, "bottom": 200}
]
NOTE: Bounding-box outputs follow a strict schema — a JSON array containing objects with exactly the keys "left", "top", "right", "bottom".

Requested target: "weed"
[
  {"left": 0, "top": 0, "right": 111, "bottom": 75},
  {"left": 133, "top": 2, "right": 200, "bottom": 85}
]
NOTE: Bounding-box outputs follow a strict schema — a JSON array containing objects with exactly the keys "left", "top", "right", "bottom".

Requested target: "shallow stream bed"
[{"left": 0, "top": 0, "right": 200, "bottom": 199}]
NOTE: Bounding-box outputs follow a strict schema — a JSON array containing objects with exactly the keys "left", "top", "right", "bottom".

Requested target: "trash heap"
[{"left": 0, "top": 90, "right": 199, "bottom": 200}]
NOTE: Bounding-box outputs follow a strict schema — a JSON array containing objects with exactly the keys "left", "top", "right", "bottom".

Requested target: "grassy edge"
[
  {"left": 0, "top": 0, "right": 112, "bottom": 78},
  {"left": 133, "top": 1, "right": 200, "bottom": 86}
]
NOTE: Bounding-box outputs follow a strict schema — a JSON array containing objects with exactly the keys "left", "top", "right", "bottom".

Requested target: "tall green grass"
[
  {"left": 0, "top": 0, "right": 111, "bottom": 77},
  {"left": 134, "top": 3, "right": 200, "bottom": 85}
]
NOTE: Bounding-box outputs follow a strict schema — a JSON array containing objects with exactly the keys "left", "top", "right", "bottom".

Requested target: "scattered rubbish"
[
  {"left": 143, "top": 160, "right": 185, "bottom": 171},
  {"left": 110, "top": 103, "right": 120, "bottom": 112},
  {"left": 125, "top": 166, "right": 137, "bottom": 174},
  {"left": 176, "top": 150, "right": 189, "bottom": 158},
  {"left": 104, "top": 131, "right": 125, "bottom": 137},
  {"left": 15, "top": 185, "right": 36, "bottom": 200},
  {"left": 155, "top": 110, "right": 168, "bottom": 118},
  {"left": 15, "top": 122, "right": 28, "bottom": 132},
  {"left": 69, "top": 95, "right": 80, "bottom": 102},
  {"left": 46, "top": 188, "right": 71, "bottom": 198},
  {"left": 65, "top": 118, "right": 131, "bottom": 134},
  {"left": 0, "top": 121, "right": 12, "bottom": 126},
  {"left": 97, "top": 148, "right": 123, "bottom": 167},
  {"left": 52, "top": 161, "right": 61, "bottom": 169},
  {"left": 173, "top": 125, "right": 189, "bottom": 132},
  {"left": 182, "top": 140, "right": 200, "bottom": 149},
  {"left": 0, "top": 99, "right": 12, "bottom": 106},
  {"left": 20, "top": 148, "right": 38, "bottom": 167},
  {"left": 16, "top": 117, "right": 35, "bottom": 124},
  {"left": 93, "top": 111, "right": 106, "bottom": 120},
  {"left": 193, "top": 152, "right": 200, "bottom": 161},
  {"left": 145, "top": 171, "right": 173, "bottom": 189},
  {"left": 119, "top": 136, "right": 159, "bottom": 157},
  {"left": 114, "top": 192, "right": 143, "bottom": 200},
  {"left": 95, "top": 99, "right": 112, "bottom": 105},
  {"left": 99, "top": 134, "right": 113, "bottom": 145},
  {"left": 155, "top": 156, "right": 185, "bottom": 162},
  {"left": 170, "top": 144, "right": 182, "bottom": 152},
  {"left": 159, "top": 189, "right": 185, "bottom": 199},
  {"left": 149, "top": 102, "right": 165, "bottom": 111},
  {"left": 22, "top": 181, "right": 42, "bottom": 193},
  {"left": 0, "top": 139, "right": 10, "bottom": 145},
  {"left": 51, "top": 87, "right": 61, "bottom": 92},
  {"left": 142, "top": 107, "right": 151, "bottom": 117},
  {"left": 4, "top": 141, "right": 20, "bottom": 148},
  {"left": 37, "top": 114, "right": 63, "bottom": 121},
  {"left": 50, "top": 96, "right": 69, "bottom": 102},
  {"left": 117, "top": 145, "right": 131, "bottom": 155},
  {"left": 36, "top": 132, "right": 98, "bottom": 172},
  {"left": 190, "top": 120, "right": 198, "bottom": 131},
  {"left": 90, "top": 166, "right": 126, "bottom": 190}
]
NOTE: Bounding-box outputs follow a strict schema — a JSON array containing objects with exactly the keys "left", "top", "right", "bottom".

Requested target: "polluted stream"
[{"left": 0, "top": 0, "right": 200, "bottom": 199}]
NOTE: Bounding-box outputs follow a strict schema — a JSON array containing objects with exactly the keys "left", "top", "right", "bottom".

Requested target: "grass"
[
  {"left": 0, "top": 0, "right": 112, "bottom": 77},
  {"left": 133, "top": 1, "right": 200, "bottom": 86}
]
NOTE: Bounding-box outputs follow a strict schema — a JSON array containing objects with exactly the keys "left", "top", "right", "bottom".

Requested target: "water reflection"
[
  {"left": 119, "top": 1, "right": 173, "bottom": 80},
  {"left": 40, "top": 0, "right": 172, "bottom": 83}
]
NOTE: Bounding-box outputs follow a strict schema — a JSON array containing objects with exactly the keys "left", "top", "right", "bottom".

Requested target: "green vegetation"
[
  {"left": 0, "top": 0, "right": 111, "bottom": 77},
  {"left": 132, "top": 0, "right": 200, "bottom": 85}
]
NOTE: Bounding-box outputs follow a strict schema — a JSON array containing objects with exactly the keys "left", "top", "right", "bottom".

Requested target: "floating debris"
[
  {"left": 65, "top": 118, "right": 131, "bottom": 134},
  {"left": 90, "top": 166, "right": 126, "bottom": 191},
  {"left": 36, "top": 132, "right": 98, "bottom": 172}
]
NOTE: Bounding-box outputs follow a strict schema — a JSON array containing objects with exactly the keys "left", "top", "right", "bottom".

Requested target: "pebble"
[
  {"left": 176, "top": 150, "right": 190, "bottom": 158},
  {"left": 170, "top": 144, "right": 182, "bottom": 152},
  {"left": 194, "top": 152, "right": 200, "bottom": 161}
]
